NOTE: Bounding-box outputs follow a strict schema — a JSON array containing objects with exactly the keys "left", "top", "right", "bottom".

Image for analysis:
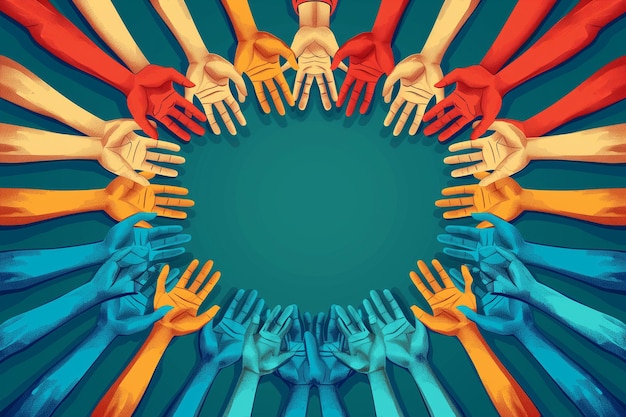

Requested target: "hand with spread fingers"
[
  {"left": 223, "top": 305, "right": 295, "bottom": 417},
  {"left": 104, "top": 172, "right": 194, "bottom": 226},
  {"left": 444, "top": 121, "right": 529, "bottom": 186},
  {"left": 435, "top": 173, "right": 523, "bottom": 227},
  {"left": 382, "top": 55, "right": 444, "bottom": 136}
]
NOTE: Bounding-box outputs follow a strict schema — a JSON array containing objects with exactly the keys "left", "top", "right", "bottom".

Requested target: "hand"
[
  {"left": 305, "top": 309, "right": 353, "bottom": 386},
  {"left": 199, "top": 289, "right": 264, "bottom": 369},
  {"left": 103, "top": 172, "right": 194, "bottom": 226},
  {"left": 101, "top": 212, "right": 191, "bottom": 261},
  {"left": 363, "top": 290, "right": 429, "bottom": 368},
  {"left": 89, "top": 246, "right": 150, "bottom": 299},
  {"left": 275, "top": 308, "right": 312, "bottom": 386},
  {"left": 424, "top": 65, "right": 503, "bottom": 142},
  {"left": 479, "top": 246, "right": 539, "bottom": 301},
  {"left": 332, "top": 32, "right": 395, "bottom": 116},
  {"left": 185, "top": 53, "right": 248, "bottom": 135},
  {"left": 97, "top": 265, "right": 180, "bottom": 336},
  {"left": 154, "top": 260, "right": 221, "bottom": 336},
  {"left": 435, "top": 173, "right": 524, "bottom": 227},
  {"left": 382, "top": 54, "right": 444, "bottom": 136},
  {"left": 409, "top": 260, "right": 477, "bottom": 336},
  {"left": 445, "top": 121, "right": 529, "bottom": 186},
  {"left": 286, "top": 26, "right": 346, "bottom": 111},
  {"left": 242, "top": 305, "right": 296, "bottom": 375},
  {"left": 333, "top": 305, "right": 386, "bottom": 374},
  {"left": 437, "top": 212, "right": 527, "bottom": 262},
  {"left": 234, "top": 32, "right": 298, "bottom": 115},
  {"left": 126, "top": 64, "right": 207, "bottom": 141}
]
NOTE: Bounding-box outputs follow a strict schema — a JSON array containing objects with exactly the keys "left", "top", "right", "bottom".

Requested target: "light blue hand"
[
  {"left": 166, "top": 289, "right": 265, "bottom": 417},
  {"left": 0, "top": 246, "right": 148, "bottom": 362},
  {"left": 2, "top": 266, "right": 179, "bottom": 417},
  {"left": 453, "top": 267, "right": 626, "bottom": 417}
]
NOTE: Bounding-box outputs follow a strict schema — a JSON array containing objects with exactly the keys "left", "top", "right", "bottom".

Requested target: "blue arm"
[
  {"left": 516, "top": 325, "right": 626, "bottom": 416},
  {"left": 318, "top": 385, "right": 348, "bottom": 417},
  {"left": 3, "top": 325, "right": 116, "bottom": 417},
  {"left": 166, "top": 363, "right": 219, "bottom": 417},
  {"left": 0, "top": 242, "right": 107, "bottom": 292}
]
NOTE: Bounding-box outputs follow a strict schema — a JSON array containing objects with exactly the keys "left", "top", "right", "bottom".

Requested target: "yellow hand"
[
  {"left": 445, "top": 121, "right": 529, "bottom": 185},
  {"left": 235, "top": 32, "right": 298, "bottom": 115},
  {"left": 382, "top": 54, "right": 444, "bottom": 136},
  {"left": 154, "top": 260, "right": 221, "bottom": 336},
  {"left": 435, "top": 173, "right": 523, "bottom": 227},
  {"left": 409, "top": 260, "right": 476, "bottom": 336},
  {"left": 104, "top": 172, "right": 194, "bottom": 226}
]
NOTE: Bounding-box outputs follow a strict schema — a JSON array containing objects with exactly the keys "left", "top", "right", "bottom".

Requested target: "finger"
[
  {"left": 445, "top": 224, "right": 482, "bottom": 239},
  {"left": 276, "top": 73, "right": 295, "bottom": 107},
  {"left": 451, "top": 162, "right": 489, "bottom": 179},
  {"left": 410, "top": 305, "right": 436, "bottom": 330},
  {"left": 225, "top": 95, "right": 247, "bottom": 128},
  {"left": 151, "top": 184, "right": 189, "bottom": 196},
  {"left": 438, "top": 116, "right": 471, "bottom": 143},
  {"left": 246, "top": 314, "right": 261, "bottom": 338},
  {"left": 132, "top": 110, "right": 159, "bottom": 139},
  {"left": 253, "top": 81, "right": 270, "bottom": 114},
  {"left": 128, "top": 305, "right": 174, "bottom": 333},
  {"left": 440, "top": 184, "right": 478, "bottom": 196},
  {"left": 370, "top": 290, "right": 393, "bottom": 323},
  {"left": 448, "top": 139, "right": 484, "bottom": 153},
  {"left": 359, "top": 82, "right": 375, "bottom": 115},
  {"left": 408, "top": 106, "right": 426, "bottom": 136},
  {"left": 122, "top": 212, "right": 158, "bottom": 228},
  {"left": 160, "top": 117, "right": 191, "bottom": 142},
  {"left": 145, "top": 151, "right": 185, "bottom": 165},
  {"left": 224, "top": 289, "right": 245, "bottom": 319},
  {"left": 383, "top": 95, "right": 404, "bottom": 127},
  {"left": 149, "top": 233, "right": 192, "bottom": 250},
  {"left": 431, "top": 259, "right": 454, "bottom": 289},
  {"left": 168, "top": 106, "right": 205, "bottom": 136},
  {"left": 323, "top": 68, "right": 339, "bottom": 103},
  {"left": 261, "top": 305, "right": 281, "bottom": 332},
  {"left": 335, "top": 305, "right": 357, "bottom": 334},
  {"left": 273, "top": 305, "right": 295, "bottom": 338},
  {"left": 327, "top": 306, "right": 339, "bottom": 340},
  {"left": 299, "top": 75, "right": 314, "bottom": 111},
  {"left": 235, "top": 290, "right": 259, "bottom": 322},
  {"left": 461, "top": 265, "right": 475, "bottom": 294},
  {"left": 478, "top": 170, "right": 511, "bottom": 187},
  {"left": 190, "top": 305, "right": 221, "bottom": 331},
  {"left": 188, "top": 260, "right": 215, "bottom": 293},
  {"left": 201, "top": 102, "right": 220, "bottom": 135},
  {"left": 382, "top": 69, "right": 401, "bottom": 99},
  {"left": 443, "top": 152, "right": 484, "bottom": 166},
  {"left": 315, "top": 74, "right": 332, "bottom": 111},
  {"left": 264, "top": 79, "right": 286, "bottom": 116},
  {"left": 155, "top": 196, "right": 194, "bottom": 207},
  {"left": 393, "top": 102, "right": 415, "bottom": 136},
  {"left": 383, "top": 289, "right": 405, "bottom": 320},
  {"left": 293, "top": 69, "right": 306, "bottom": 100},
  {"left": 424, "top": 107, "right": 462, "bottom": 136},
  {"left": 177, "top": 259, "right": 199, "bottom": 288},
  {"left": 154, "top": 206, "right": 191, "bottom": 220},
  {"left": 442, "top": 207, "right": 474, "bottom": 220},
  {"left": 346, "top": 80, "right": 364, "bottom": 117},
  {"left": 198, "top": 270, "right": 221, "bottom": 299},
  {"left": 304, "top": 331, "right": 322, "bottom": 365},
  {"left": 435, "top": 196, "right": 473, "bottom": 208},
  {"left": 362, "top": 298, "right": 377, "bottom": 321},
  {"left": 437, "top": 234, "right": 478, "bottom": 251},
  {"left": 347, "top": 305, "right": 366, "bottom": 331},
  {"left": 336, "top": 74, "right": 355, "bottom": 108},
  {"left": 409, "top": 270, "right": 432, "bottom": 298},
  {"left": 115, "top": 164, "right": 151, "bottom": 187},
  {"left": 417, "top": 259, "right": 442, "bottom": 292},
  {"left": 214, "top": 101, "right": 236, "bottom": 136},
  {"left": 155, "top": 264, "right": 170, "bottom": 300}
]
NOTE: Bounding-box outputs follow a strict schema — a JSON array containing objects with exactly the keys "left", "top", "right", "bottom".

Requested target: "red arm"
[
  {"left": 520, "top": 56, "right": 626, "bottom": 137},
  {"left": 370, "top": 0, "right": 410, "bottom": 42},
  {"left": 292, "top": 0, "right": 338, "bottom": 15},
  {"left": 0, "top": 0, "right": 134, "bottom": 94},
  {"left": 495, "top": 0, "right": 626, "bottom": 94},
  {"left": 481, "top": 0, "right": 558, "bottom": 73}
]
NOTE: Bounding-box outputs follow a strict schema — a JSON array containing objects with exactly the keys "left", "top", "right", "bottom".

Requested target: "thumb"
[
  {"left": 479, "top": 170, "right": 509, "bottom": 187},
  {"left": 131, "top": 111, "right": 158, "bottom": 139},
  {"left": 435, "top": 69, "right": 462, "bottom": 88},
  {"left": 115, "top": 164, "right": 150, "bottom": 187},
  {"left": 332, "top": 350, "right": 354, "bottom": 368},
  {"left": 128, "top": 305, "right": 174, "bottom": 333},
  {"left": 410, "top": 305, "right": 437, "bottom": 331},
  {"left": 382, "top": 69, "right": 401, "bottom": 99}
]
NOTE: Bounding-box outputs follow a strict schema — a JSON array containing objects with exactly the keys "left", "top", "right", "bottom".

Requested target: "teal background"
[{"left": 0, "top": 0, "right": 625, "bottom": 416}]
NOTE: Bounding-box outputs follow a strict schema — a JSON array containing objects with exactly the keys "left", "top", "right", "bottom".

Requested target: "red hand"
[
  {"left": 332, "top": 33, "right": 394, "bottom": 116},
  {"left": 423, "top": 65, "right": 503, "bottom": 142},
  {"left": 126, "top": 66, "right": 207, "bottom": 141}
]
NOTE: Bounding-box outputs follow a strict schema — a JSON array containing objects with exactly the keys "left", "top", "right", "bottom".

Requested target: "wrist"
[
  {"left": 83, "top": 137, "right": 105, "bottom": 160},
  {"left": 407, "top": 359, "right": 433, "bottom": 378},
  {"left": 513, "top": 322, "right": 539, "bottom": 344},
  {"left": 117, "top": 71, "right": 137, "bottom": 96},
  {"left": 93, "top": 318, "right": 121, "bottom": 343}
]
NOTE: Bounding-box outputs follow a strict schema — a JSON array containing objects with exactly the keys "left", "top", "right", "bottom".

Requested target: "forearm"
[
  {"left": 0, "top": 188, "right": 107, "bottom": 226},
  {"left": 481, "top": 0, "right": 557, "bottom": 73},
  {"left": 220, "top": 0, "right": 258, "bottom": 41},
  {"left": 526, "top": 124, "right": 626, "bottom": 164},
  {"left": 0, "top": 56, "right": 106, "bottom": 136},
  {"left": 520, "top": 188, "right": 626, "bottom": 226},
  {"left": 0, "top": 1, "right": 135, "bottom": 93},
  {"left": 72, "top": 0, "right": 150, "bottom": 73},
  {"left": 318, "top": 385, "right": 348, "bottom": 417},
  {"left": 367, "top": 369, "right": 404, "bottom": 417},
  {"left": 0, "top": 124, "right": 102, "bottom": 163},
  {"left": 408, "top": 361, "right": 461, "bottom": 417},
  {"left": 516, "top": 325, "right": 626, "bottom": 417},
  {"left": 495, "top": 1, "right": 626, "bottom": 94},
  {"left": 420, "top": 0, "right": 480, "bottom": 64},
  {"left": 0, "top": 283, "right": 104, "bottom": 361},
  {"left": 456, "top": 325, "right": 539, "bottom": 417},
  {"left": 0, "top": 242, "right": 108, "bottom": 292},
  {"left": 526, "top": 283, "right": 626, "bottom": 359},
  {"left": 521, "top": 57, "right": 626, "bottom": 137},
  {"left": 370, "top": 0, "right": 410, "bottom": 43},
  {"left": 281, "top": 385, "right": 311, "bottom": 417},
  {"left": 519, "top": 242, "right": 626, "bottom": 291},
  {"left": 5, "top": 326, "right": 115, "bottom": 417},
  {"left": 223, "top": 369, "right": 262, "bottom": 417},
  {"left": 150, "top": 0, "right": 210, "bottom": 63},
  {"left": 94, "top": 324, "right": 174, "bottom": 417},
  {"left": 166, "top": 362, "right": 219, "bottom": 417}
]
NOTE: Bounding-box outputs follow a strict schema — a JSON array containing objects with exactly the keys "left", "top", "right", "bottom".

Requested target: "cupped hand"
[
  {"left": 409, "top": 260, "right": 477, "bottom": 336},
  {"left": 424, "top": 65, "right": 503, "bottom": 142},
  {"left": 185, "top": 53, "right": 248, "bottom": 135},
  {"left": 479, "top": 246, "right": 539, "bottom": 301},
  {"left": 234, "top": 32, "right": 298, "bottom": 115},
  {"left": 153, "top": 260, "right": 221, "bottom": 336},
  {"left": 103, "top": 172, "right": 194, "bottom": 227},
  {"left": 126, "top": 64, "right": 207, "bottom": 141},
  {"left": 435, "top": 173, "right": 524, "bottom": 227},
  {"left": 382, "top": 54, "right": 444, "bottom": 136},
  {"left": 276, "top": 308, "right": 312, "bottom": 386},
  {"left": 332, "top": 32, "right": 395, "bottom": 116},
  {"left": 99, "top": 119, "right": 183, "bottom": 186},
  {"left": 445, "top": 121, "right": 529, "bottom": 185},
  {"left": 90, "top": 246, "right": 150, "bottom": 298}
]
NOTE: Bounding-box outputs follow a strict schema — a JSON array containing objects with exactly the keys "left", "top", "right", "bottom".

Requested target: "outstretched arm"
[{"left": 71, "top": 0, "right": 150, "bottom": 73}]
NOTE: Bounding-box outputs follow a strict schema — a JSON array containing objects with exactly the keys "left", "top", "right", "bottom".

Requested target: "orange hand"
[
  {"left": 93, "top": 260, "right": 220, "bottom": 417},
  {"left": 435, "top": 172, "right": 523, "bottom": 227},
  {"left": 409, "top": 260, "right": 539, "bottom": 417},
  {"left": 103, "top": 172, "right": 194, "bottom": 227}
]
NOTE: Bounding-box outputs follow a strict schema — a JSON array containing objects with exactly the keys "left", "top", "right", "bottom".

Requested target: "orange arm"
[
  {"left": 456, "top": 324, "right": 539, "bottom": 417},
  {"left": 0, "top": 188, "right": 106, "bottom": 226}
]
